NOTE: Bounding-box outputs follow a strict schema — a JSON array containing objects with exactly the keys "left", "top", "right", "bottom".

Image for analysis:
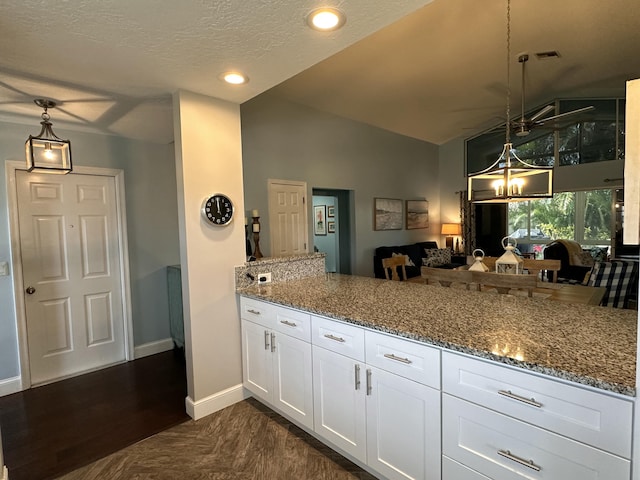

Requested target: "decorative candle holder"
[
  {"left": 252, "top": 216, "right": 263, "bottom": 258},
  {"left": 245, "top": 221, "right": 252, "bottom": 257}
]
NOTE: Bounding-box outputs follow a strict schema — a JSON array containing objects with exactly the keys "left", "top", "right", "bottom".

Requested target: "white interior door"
[
  {"left": 16, "top": 170, "right": 126, "bottom": 385},
  {"left": 268, "top": 179, "right": 308, "bottom": 256}
]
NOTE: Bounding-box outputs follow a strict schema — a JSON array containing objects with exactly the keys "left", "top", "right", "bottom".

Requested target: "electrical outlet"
[{"left": 258, "top": 272, "right": 272, "bottom": 284}]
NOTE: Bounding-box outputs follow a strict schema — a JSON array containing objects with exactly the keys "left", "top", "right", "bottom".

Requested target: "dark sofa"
[{"left": 373, "top": 241, "right": 462, "bottom": 279}]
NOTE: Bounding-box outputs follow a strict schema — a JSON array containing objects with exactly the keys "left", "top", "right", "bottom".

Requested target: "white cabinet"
[
  {"left": 240, "top": 298, "right": 313, "bottom": 430},
  {"left": 312, "top": 344, "right": 367, "bottom": 462},
  {"left": 442, "top": 351, "right": 633, "bottom": 480},
  {"left": 443, "top": 394, "right": 630, "bottom": 480},
  {"left": 311, "top": 315, "right": 441, "bottom": 480}
]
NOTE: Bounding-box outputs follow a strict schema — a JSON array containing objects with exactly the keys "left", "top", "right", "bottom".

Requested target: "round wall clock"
[{"left": 202, "top": 193, "right": 234, "bottom": 226}]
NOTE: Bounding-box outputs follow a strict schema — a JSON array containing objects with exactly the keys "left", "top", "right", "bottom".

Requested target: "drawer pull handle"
[
  {"left": 366, "top": 369, "right": 372, "bottom": 396},
  {"left": 384, "top": 353, "right": 412, "bottom": 364},
  {"left": 324, "top": 334, "right": 346, "bottom": 343},
  {"left": 498, "top": 390, "right": 542, "bottom": 408},
  {"left": 280, "top": 320, "right": 297, "bottom": 327},
  {"left": 270, "top": 332, "right": 276, "bottom": 353},
  {"left": 355, "top": 364, "right": 361, "bottom": 390},
  {"left": 497, "top": 449, "right": 541, "bottom": 472},
  {"left": 264, "top": 330, "right": 270, "bottom": 350},
  {"left": 248, "top": 309, "right": 261, "bottom": 315}
]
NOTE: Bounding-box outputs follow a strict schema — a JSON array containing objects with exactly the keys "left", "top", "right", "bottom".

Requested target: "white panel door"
[
  {"left": 17, "top": 171, "right": 125, "bottom": 384},
  {"left": 366, "top": 366, "right": 441, "bottom": 480},
  {"left": 312, "top": 345, "right": 367, "bottom": 463},
  {"left": 268, "top": 179, "right": 307, "bottom": 256}
]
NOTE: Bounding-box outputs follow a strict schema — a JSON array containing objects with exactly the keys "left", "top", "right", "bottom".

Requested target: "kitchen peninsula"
[{"left": 238, "top": 272, "right": 637, "bottom": 479}]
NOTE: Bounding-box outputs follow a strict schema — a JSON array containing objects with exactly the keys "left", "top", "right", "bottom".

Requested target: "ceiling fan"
[{"left": 510, "top": 54, "right": 595, "bottom": 137}]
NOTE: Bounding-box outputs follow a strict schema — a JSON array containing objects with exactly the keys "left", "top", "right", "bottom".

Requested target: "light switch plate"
[{"left": 0, "top": 261, "right": 9, "bottom": 276}]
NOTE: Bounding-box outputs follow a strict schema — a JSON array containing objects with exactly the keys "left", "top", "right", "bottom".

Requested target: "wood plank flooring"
[
  {"left": 1, "top": 349, "right": 375, "bottom": 480},
  {"left": 56, "top": 397, "right": 377, "bottom": 480},
  {"left": 0, "top": 350, "right": 189, "bottom": 480}
]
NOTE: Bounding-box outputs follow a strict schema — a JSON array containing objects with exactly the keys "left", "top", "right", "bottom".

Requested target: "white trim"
[
  {"left": 134, "top": 338, "right": 175, "bottom": 359},
  {"left": 5, "top": 161, "right": 134, "bottom": 390},
  {"left": 184, "top": 384, "right": 248, "bottom": 420},
  {"left": 1, "top": 465, "right": 7, "bottom": 480},
  {"left": 0, "top": 376, "right": 21, "bottom": 397}
]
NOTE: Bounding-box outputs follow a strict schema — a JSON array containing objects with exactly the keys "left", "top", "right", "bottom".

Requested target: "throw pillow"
[
  {"left": 572, "top": 251, "right": 595, "bottom": 267},
  {"left": 422, "top": 248, "right": 452, "bottom": 267},
  {"left": 392, "top": 252, "right": 415, "bottom": 266}
]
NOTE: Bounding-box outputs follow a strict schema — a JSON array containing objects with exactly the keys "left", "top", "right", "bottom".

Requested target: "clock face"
[{"left": 202, "top": 194, "right": 234, "bottom": 226}]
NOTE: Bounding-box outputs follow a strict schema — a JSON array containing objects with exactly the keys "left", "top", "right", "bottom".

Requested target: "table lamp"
[{"left": 441, "top": 223, "right": 461, "bottom": 251}]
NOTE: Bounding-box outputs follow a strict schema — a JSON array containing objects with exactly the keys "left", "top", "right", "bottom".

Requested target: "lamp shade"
[{"left": 441, "top": 223, "right": 462, "bottom": 235}]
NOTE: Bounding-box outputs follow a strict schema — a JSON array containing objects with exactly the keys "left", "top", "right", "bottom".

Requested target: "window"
[
  {"left": 507, "top": 189, "right": 612, "bottom": 258},
  {"left": 466, "top": 98, "right": 624, "bottom": 174}
]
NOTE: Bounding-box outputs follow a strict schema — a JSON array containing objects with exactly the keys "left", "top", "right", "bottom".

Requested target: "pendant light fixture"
[
  {"left": 25, "top": 99, "right": 72, "bottom": 174},
  {"left": 467, "top": 0, "right": 553, "bottom": 203}
]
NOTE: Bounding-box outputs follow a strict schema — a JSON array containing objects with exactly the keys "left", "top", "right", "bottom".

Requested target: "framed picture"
[
  {"left": 406, "top": 200, "right": 429, "bottom": 230},
  {"left": 327, "top": 205, "right": 335, "bottom": 218},
  {"left": 374, "top": 198, "right": 403, "bottom": 231},
  {"left": 314, "top": 205, "right": 327, "bottom": 235},
  {"left": 328, "top": 221, "right": 336, "bottom": 233}
]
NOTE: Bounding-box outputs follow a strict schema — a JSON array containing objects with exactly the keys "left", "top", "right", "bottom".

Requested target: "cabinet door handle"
[
  {"left": 354, "top": 364, "right": 361, "bottom": 390},
  {"left": 248, "top": 309, "right": 261, "bottom": 315},
  {"left": 270, "top": 332, "right": 276, "bottom": 352},
  {"left": 383, "top": 353, "right": 412, "bottom": 364},
  {"left": 280, "top": 320, "right": 297, "bottom": 328},
  {"left": 324, "top": 334, "right": 346, "bottom": 343},
  {"left": 497, "top": 449, "right": 541, "bottom": 472},
  {"left": 498, "top": 390, "right": 543, "bottom": 408},
  {"left": 366, "top": 369, "right": 372, "bottom": 396},
  {"left": 264, "top": 330, "right": 270, "bottom": 350}
]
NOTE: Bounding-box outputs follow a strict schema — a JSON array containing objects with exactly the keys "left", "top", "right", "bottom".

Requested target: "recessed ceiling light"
[
  {"left": 306, "top": 7, "right": 346, "bottom": 32},
  {"left": 220, "top": 72, "right": 249, "bottom": 85}
]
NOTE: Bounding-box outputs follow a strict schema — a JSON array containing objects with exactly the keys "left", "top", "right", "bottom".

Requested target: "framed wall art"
[
  {"left": 374, "top": 198, "right": 403, "bottom": 231},
  {"left": 328, "top": 221, "right": 336, "bottom": 233},
  {"left": 327, "top": 205, "right": 335, "bottom": 218},
  {"left": 406, "top": 200, "right": 429, "bottom": 229},
  {"left": 314, "top": 205, "right": 327, "bottom": 235}
]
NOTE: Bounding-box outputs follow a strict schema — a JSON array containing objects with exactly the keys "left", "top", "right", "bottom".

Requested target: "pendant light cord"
[{"left": 505, "top": 0, "right": 512, "bottom": 145}]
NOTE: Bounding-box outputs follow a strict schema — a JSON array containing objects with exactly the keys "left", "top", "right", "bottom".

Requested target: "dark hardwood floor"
[{"left": 0, "top": 349, "right": 189, "bottom": 480}]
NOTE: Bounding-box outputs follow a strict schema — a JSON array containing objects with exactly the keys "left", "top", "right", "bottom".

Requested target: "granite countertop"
[{"left": 239, "top": 274, "right": 638, "bottom": 397}]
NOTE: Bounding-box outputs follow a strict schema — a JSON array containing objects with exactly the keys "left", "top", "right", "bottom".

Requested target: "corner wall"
[{"left": 241, "top": 94, "right": 441, "bottom": 276}]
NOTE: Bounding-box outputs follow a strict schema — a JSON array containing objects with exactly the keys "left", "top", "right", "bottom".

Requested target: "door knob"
[{"left": 26, "top": 286, "right": 36, "bottom": 295}]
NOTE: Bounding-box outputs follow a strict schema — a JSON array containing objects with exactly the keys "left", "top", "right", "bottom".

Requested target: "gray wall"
[
  {"left": 241, "top": 94, "right": 441, "bottom": 276},
  {"left": 0, "top": 121, "right": 180, "bottom": 382}
]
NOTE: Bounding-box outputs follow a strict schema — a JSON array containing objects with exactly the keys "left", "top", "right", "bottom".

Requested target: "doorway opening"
[{"left": 312, "top": 189, "right": 354, "bottom": 274}]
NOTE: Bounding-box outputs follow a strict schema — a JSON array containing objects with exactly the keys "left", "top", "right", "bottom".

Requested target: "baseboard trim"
[
  {"left": 185, "top": 384, "right": 248, "bottom": 420},
  {"left": 0, "top": 376, "right": 21, "bottom": 397},
  {"left": 134, "top": 338, "right": 175, "bottom": 359}
]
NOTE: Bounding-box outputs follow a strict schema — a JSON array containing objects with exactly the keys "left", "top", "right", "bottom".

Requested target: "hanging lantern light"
[
  {"left": 25, "top": 99, "right": 72, "bottom": 174},
  {"left": 496, "top": 236, "right": 523, "bottom": 274}
]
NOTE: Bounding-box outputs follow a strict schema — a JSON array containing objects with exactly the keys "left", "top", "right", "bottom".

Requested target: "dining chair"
[
  {"left": 587, "top": 260, "right": 639, "bottom": 308},
  {"left": 382, "top": 255, "right": 408, "bottom": 281}
]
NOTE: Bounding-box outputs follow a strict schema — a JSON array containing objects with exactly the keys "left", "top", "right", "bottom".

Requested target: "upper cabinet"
[{"left": 625, "top": 79, "right": 640, "bottom": 245}]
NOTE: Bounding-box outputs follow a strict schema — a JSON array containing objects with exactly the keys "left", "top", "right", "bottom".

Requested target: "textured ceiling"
[
  {"left": 1, "top": 0, "right": 640, "bottom": 146},
  {"left": 0, "top": 0, "right": 431, "bottom": 142}
]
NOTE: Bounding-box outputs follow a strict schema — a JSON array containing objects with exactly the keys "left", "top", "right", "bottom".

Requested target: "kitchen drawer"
[
  {"left": 442, "top": 456, "right": 491, "bottom": 480},
  {"left": 443, "top": 394, "right": 630, "bottom": 480},
  {"left": 273, "top": 306, "right": 311, "bottom": 342},
  {"left": 365, "top": 330, "right": 440, "bottom": 389},
  {"left": 442, "top": 351, "right": 633, "bottom": 458},
  {"left": 312, "top": 315, "right": 364, "bottom": 362},
  {"left": 240, "top": 296, "right": 275, "bottom": 328}
]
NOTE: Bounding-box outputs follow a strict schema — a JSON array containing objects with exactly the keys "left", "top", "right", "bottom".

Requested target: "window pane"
[{"left": 583, "top": 190, "right": 612, "bottom": 241}]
